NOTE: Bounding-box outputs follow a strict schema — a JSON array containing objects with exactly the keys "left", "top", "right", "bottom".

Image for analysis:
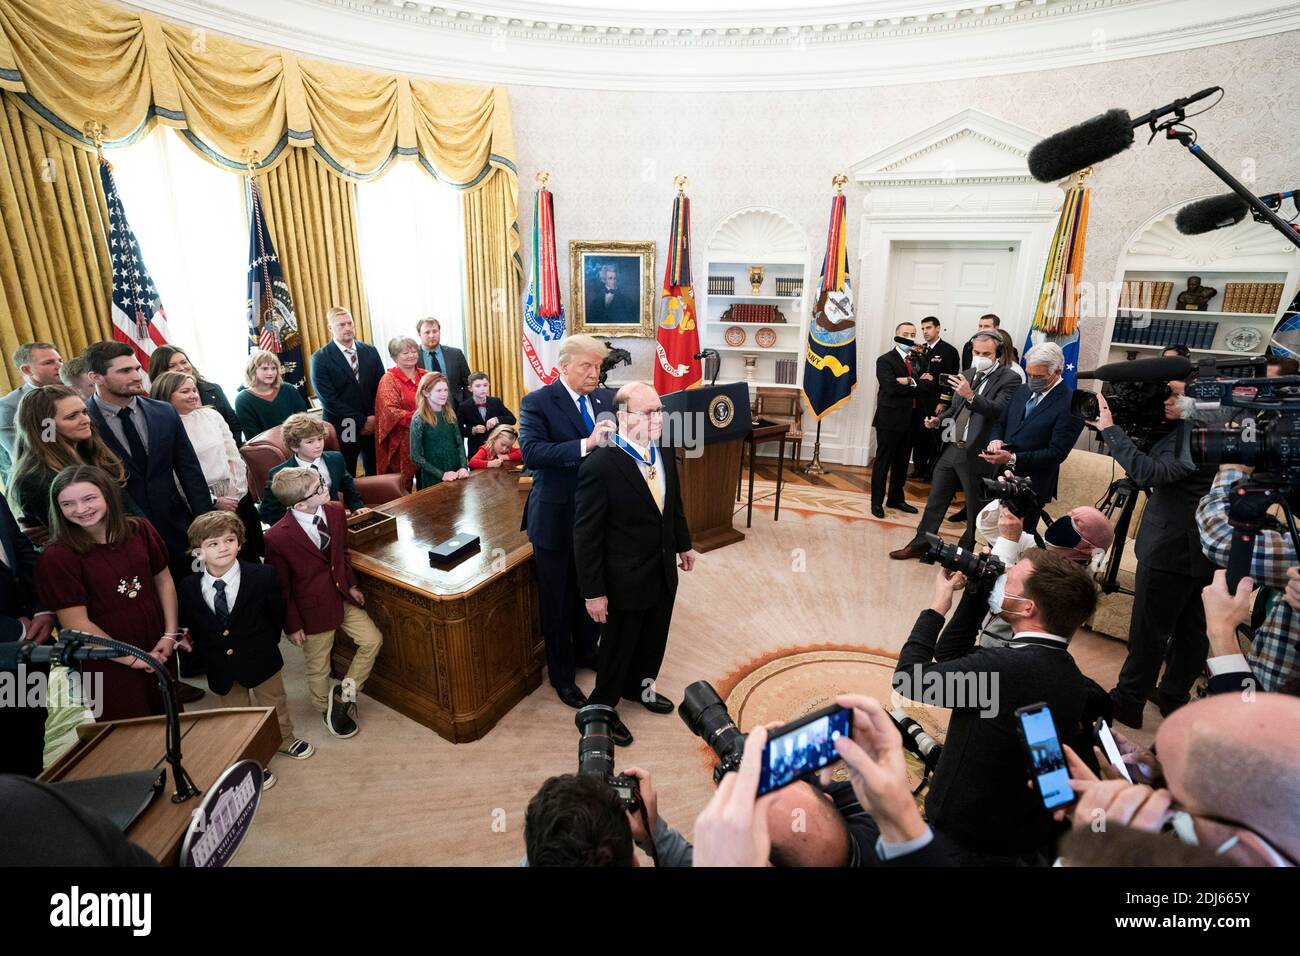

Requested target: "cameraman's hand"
[
  {"left": 693, "top": 726, "right": 777, "bottom": 867},
  {"left": 997, "top": 504, "right": 1024, "bottom": 542},
  {"left": 1202, "top": 570, "right": 1253, "bottom": 657},
  {"left": 1088, "top": 393, "right": 1114, "bottom": 431},
  {"left": 621, "top": 766, "right": 659, "bottom": 853},
  {"left": 930, "top": 567, "right": 966, "bottom": 616},
  {"left": 824, "top": 695, "right": 927, "bottom": 845}
]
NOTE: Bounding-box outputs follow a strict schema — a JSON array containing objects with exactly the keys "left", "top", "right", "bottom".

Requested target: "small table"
[{"left": 737, "top": 419, "right": 790, "bottom": 528}]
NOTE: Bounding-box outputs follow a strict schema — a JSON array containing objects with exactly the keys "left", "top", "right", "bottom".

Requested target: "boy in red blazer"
[{"left": 263, "top": 466, "right": 383, "bottom": 738}]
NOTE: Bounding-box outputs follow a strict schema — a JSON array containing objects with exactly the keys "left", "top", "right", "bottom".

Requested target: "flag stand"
[{"left": 804, "top": 421, "right": 826, "bottom": 475}]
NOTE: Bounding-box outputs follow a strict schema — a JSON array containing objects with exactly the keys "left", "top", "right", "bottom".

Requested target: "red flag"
[{"left": 654, "top": 192, "right": 701, "bottom": 394}]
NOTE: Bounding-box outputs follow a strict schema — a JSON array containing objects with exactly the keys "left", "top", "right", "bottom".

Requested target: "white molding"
[{"left": 121, "top": 0, "right": 1300, "bottom": 91}]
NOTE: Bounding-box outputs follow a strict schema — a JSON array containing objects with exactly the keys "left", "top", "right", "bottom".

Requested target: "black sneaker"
[
  {"left": 262, "top": 767, "right": 277, "bottom": 790},
  {"left": 325, "top": 688, "right": 359, "bottom": 738},
  {"left": 279, "top": 737, "right": 315, "bottom": 760}
]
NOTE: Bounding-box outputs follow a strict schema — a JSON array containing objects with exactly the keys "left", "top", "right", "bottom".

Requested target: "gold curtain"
[
  {"left": 0, "top": 91, "right": 110, "bottom": 390},
  {"left": 462, "top": 168, "right": 524, "bottom": 412},
  {"left": 257, "top": 150, "right": 371, "bottom": 372}
]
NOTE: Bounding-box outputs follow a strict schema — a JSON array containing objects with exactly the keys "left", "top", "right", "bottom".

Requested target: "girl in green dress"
[
  {"left": 410, "top": 372, "right": 468, "bottom": 489},
  {"left": 234, "top": 348, "right": 308, "bottom": 440}
]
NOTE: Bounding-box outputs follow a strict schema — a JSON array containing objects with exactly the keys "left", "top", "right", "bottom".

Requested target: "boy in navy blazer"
[
  {"left": 263, "top": 466, "right": 383, "bottom": 739},
  {"left": 179, "top": 512, "right": 314, "bottom": 770},
  {"left": 309, "top": 307, "right": 384, "bottom": 477},
  {"left": 258, "top": 412, "right": 366, "bottom": 525},
  {"left": 458, "top": 372, "right": 517, "bottom": 459}
]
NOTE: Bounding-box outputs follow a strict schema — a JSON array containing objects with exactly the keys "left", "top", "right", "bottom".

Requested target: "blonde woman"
[
  {"left": 234, "top": 349, "right": 308, "bottom": 440},
  {"left": 409, "top": 372, "right": 468, "bottom": 488}
]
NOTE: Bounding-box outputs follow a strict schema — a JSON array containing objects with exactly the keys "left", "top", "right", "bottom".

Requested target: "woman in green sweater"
[
  {"left": 233, "top": 348, "right": 308, "bottom": 440},
  {"left": 410, "top": 372, "right": 468, "bottom": 489}
]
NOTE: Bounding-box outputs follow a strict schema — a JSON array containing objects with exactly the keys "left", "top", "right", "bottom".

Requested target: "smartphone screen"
[
  {"left": 1094, "top": 718, "right": 1134, "bottom": 783},
  {"left": 757, "top": 706, "right": 852, "bottom": 796},
  {"left": 1017, "top": 705, "right": 1074, "bottom": 810}
]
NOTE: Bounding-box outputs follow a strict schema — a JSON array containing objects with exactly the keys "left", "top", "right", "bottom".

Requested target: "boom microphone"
[
  {"left": 1027, "top": 88, "right": 1221, "bottom": 182},
  {"left": 1176, "top": 190, "right": 1298, "bottom": 235},
  {"left": 1077, "top": 356, "right": 1192, "bottom": 383}
]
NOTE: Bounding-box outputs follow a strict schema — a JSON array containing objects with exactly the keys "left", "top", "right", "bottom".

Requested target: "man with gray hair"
[
  {"left": 520, "top": 334, "right": 617, "bottom": 709},
  {"left": 0, "top": 341, "right": 64, "bottom": 486},
  {"left": 978, "top": 340, "right": 1082, "bottom": 517}
]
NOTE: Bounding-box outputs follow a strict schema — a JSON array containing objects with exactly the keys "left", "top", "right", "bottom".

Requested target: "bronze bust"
[{"left": 1176, "top": 276, "right": 1218, "bottom": 311}]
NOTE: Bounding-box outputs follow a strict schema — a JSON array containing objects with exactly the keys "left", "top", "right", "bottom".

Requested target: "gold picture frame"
[{"left": 569, "top": 240, "right": 657, "bottom": 338}]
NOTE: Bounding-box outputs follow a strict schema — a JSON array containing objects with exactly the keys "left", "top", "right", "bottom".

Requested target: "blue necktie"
[
  {"left": 213, "top": 579, "right": 229, "bottom": 623},
  {"left": 1025, "top": 392, "right": 1041, "bottom": 417},
  {"left": 578, "top": 396, "right": 595, "bottom": 435}
]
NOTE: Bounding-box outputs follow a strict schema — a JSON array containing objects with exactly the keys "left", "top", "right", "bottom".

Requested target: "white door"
[{"left": 885, "top": 241, "right": 1020, "bottom": 360}]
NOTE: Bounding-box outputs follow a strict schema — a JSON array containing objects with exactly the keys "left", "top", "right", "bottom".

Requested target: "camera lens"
[
  {"left": 1191, "top": 425, "right": 1258, "bottom": 469},
  {"left": 575, "top": 704, "right": 618, "bottom": 777},
  {"left": 678, "top": 681, "right": 745, "bottom": 768}
]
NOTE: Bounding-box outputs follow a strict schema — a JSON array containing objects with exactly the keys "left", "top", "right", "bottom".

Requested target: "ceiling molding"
[{"left": 123, "top": 0, "right": 1300, "bottom": 91}]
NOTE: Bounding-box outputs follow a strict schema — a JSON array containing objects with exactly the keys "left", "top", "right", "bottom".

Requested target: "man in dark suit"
[
  {"left": 458, "top": 371, "right": 517, "bottom": 459},
  {"left": 585, "top": 263, "right": 637, "bottom": 326},
  {"left": 870, "top": 323, "right": 924, "bottom": 519},
  {"left": 1091, "top": 389, "right": 1217, "bottom": 728},
  {"left": 309, "top": 306, "right": 384, "bottom": 477},
  {"left": 979, "top": 341, "right": 1084, "bottom": 519},
  {"left": 84, "top": 341, "right": 214, "bottom": 573},
  {"left": 416, "top": 317, "right": 471, "bottom": 405},
  {"left": 892, "top": 332, "right": 1020, "bottom": 558},
  {"left": 574, "top": 381, "right": 694, "bottom": 747},
  {"left": 0, "top": 492, "right": 54, "bottom": 776},
  {"left": 960, "top": 313, "right": 1002, "bottom": 371},
  {"left": 519, "top": 335, "right": 616, "bottom": 709},
  {"left": 912, "top": 317, "right": 960, "bottom": 481}
]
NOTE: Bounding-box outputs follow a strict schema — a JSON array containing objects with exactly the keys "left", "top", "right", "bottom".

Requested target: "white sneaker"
[{"left": 262, "top": 767, "right": 277, "bottom": 790}]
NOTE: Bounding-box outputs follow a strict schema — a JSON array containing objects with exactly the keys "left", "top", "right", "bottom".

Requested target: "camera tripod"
[{"left": 1095, "top": 476, "right": 1149, "bottom": 595}]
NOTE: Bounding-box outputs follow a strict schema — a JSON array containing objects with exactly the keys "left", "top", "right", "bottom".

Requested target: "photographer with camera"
[
  {"left": 893, "top": 551, "right": 1099, "bottom": 864},
  {"left": 1089, "top": 388, "right": 1218, "bottom": 728}
]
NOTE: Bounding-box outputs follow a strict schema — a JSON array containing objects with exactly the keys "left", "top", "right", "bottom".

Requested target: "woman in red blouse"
[
  {"left": 374, "top": 336, "right": 428, "bottom": 491},
  {"left": 37, "top": 465, "right": 186, "bottom": 721},
  {"left": 469, "top": 424, "right": 523, "bottom": 470}
]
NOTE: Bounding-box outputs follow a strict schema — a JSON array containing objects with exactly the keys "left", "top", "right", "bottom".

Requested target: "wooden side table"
[{"left": 736, "top": 419, "right": 790, "bottom": 528}]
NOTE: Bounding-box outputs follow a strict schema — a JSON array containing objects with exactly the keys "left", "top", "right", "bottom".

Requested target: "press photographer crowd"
[{"left": 520, "top": 336, "right": 1300, "bottom": 869}]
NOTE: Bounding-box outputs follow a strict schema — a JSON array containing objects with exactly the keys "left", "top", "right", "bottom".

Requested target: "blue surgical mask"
[{"left": 987, "top": 575, "right": 1029, "bottom": 618}]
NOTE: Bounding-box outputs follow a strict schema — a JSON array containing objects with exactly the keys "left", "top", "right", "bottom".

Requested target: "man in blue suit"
[
  {"left": 519, "top": 335, "right": 616, "bottom": 709},
  {"left": 979, "top": 341, "right": 1083, "bottom": 522},
  {"left": 85, "top": 341, "right": 214, "bottom": 570},
  {"left": 0, "top": 491, "right": 54, "bottom": 776},
  {"left": 309, "top": 306, "right": 384, "bottom": 477}
]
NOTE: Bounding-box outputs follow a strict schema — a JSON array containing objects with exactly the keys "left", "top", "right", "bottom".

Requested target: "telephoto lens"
[
  {"left": 918, "top": 532, "right": 1005, "bottom": 588},
  {"left": 575, "top": 704, "right": 618, "bottom": 778},
  {"left": 678, "top": 681, "right": 747, "bottom": 783}
]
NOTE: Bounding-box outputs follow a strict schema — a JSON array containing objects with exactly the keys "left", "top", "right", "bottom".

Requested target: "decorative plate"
[
  {"left": 724, "top": 325, "right": 746, "bottom": 347},
  {"left": 755, "top": 327, "right": 778, "bottom": 348},
  {"left": 1224, "top": 326, "right": 1263, "bottom": 353}
]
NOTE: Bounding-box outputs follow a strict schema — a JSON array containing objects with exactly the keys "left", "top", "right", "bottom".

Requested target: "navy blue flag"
[{"left": 246, "top": 177, "right": 305, "bottom": 396}]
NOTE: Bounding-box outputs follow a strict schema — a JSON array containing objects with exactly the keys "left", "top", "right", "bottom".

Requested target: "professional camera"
[
  {"left": 575, "top": 704, "right": 642, "bottom": 812},
  {"left": 918, "top": 532, "right": 1005, "bottom": 588},
  {"left": 1188, "top": 360, "right": 1300, "bottom": 484},
  {"left": 598, "top": 341, "right": 632, "bottom": 387},
  {"left": 980, "top": 473, "right": 1038, "bottom": 519},
  {"left": 1072, "top": 379, "right": 1174, "bottom": 452},
  {"left": 677, "top": 680, "right": 747, "bottom": 784}
]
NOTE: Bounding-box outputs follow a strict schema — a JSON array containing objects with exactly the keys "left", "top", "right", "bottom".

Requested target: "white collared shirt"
[
  {"left": 201, "top": 561, "right": 242, "bottom": 616},
  {"left": 291, "top": 506, "right": 326, "bottom": 548},
  {"left": 617, "top": 430, "right": 666, "bottom": 511},
  {"left": 295, "top": 455, "right": 330, "bottom": 489}
]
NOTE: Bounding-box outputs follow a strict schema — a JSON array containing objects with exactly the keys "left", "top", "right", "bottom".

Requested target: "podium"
[
  {"left": 39, "top": 707, "right": 279, "bottom": 865},
  {"left": 662, "top": 381, "right": 752, "bottom": 553}
]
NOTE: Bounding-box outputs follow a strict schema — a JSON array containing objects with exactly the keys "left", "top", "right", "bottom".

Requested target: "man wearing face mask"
[
  {"left": 893, "top": 551, "right": 1100, "bottom": 864},
  {"left": 870, "top": 323, "right": 925, "bottom": 519},
  {"left": 891, "top": 332, "right": 1020, "bottom": 557},
  {"left": 1088, "top": 387, "right": 1218, "bottom": 729},
  {"left": 979, "top": 342, "right": 1083, "bottom": 528}
]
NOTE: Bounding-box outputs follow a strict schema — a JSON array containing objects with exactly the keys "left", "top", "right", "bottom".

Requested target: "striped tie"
[
  {"left": 314, "top": 515, "right": 330, "bottom": 556},
  {"left": 346, "top": 347, "right": 359, "bottom": 383}
]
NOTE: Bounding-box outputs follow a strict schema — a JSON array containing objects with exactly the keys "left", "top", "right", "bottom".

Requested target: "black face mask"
[{"left": 1044, "top": 515, "right": 1082, "bottom": 550}]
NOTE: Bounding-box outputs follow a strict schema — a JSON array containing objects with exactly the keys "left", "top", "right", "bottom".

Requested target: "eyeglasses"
[{"left": 296, "top": 477, "right": 327, "bottom": 504}]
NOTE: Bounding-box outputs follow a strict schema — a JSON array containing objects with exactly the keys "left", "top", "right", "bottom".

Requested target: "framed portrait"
[{"left": 569, "top": 240, "right": 656, "bottom": 338}]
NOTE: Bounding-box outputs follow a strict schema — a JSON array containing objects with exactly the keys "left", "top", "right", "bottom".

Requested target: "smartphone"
[
  {"left": 1093, "top": 717, "right": 1133, "bottom": 783},
  {"left": 1014, "top": 702, "right": 1075, "bottom": 810},
  {"left": 757, "top": 705, "right": 852, "bottom": 796}
]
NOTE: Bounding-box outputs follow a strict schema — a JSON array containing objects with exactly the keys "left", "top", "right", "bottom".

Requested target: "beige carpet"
[{"left": 174, "top": 483, "right": 1155, "bottom": 866}]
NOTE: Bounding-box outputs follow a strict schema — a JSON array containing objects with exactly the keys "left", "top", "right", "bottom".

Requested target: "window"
[
  {"left": 355, "top": 161, "right": 465, "bottom": 363},
  {"left": 107, "top": 128, "right": 249, "bottom": 396}
]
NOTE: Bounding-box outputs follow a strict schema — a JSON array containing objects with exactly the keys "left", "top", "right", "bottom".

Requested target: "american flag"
[
  {"left": 101, "top": 160, "right": 170, "bottom": 363},
  {"left": 246, "top": 176, "right": 305, "bottom": 395}
]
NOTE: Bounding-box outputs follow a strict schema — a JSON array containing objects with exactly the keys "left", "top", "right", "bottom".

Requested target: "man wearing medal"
[{"left": 573, "top": 381, "right": 694, "bottom": 747}]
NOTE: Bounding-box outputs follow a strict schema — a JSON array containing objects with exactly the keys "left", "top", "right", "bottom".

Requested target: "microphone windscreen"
[
  {"left": 1175, "top": 193, "right": 1250, "bottom": 235},
  {"left": 1077, "top": 356, "right": 1192, "bottom": 382},
  {"left": 1028, "top": 109, "right": 1134, "bottom": 183},
  {"left": 893, "top": 336, "right": 917, "bottom": 347}
]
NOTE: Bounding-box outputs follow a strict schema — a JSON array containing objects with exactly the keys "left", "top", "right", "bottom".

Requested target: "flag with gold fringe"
[
  {"left": 802, "top": 192, "right": 857, "bottom": 420},
  {"left": 1022, "top": 183, "right": 1090, "bottom": 388},
  {"left": 523, "top": 185, "right": 566, "bottom": 391},
  {"left": 654, "top": 188, "right": 701, "bottom": 395},
  {"left": 246, "top": 176, "right": 304, "bottom": 396}
]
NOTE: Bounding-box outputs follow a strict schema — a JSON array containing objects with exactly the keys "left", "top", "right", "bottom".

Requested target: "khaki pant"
[
  {"left": 215, "top": 671, "right": 295, "bottom": 748},
  {"left": 300, "top": 604, "right": 384, "bottom": 713}
]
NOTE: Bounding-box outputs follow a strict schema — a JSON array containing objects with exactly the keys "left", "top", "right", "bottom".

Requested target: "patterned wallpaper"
[{"left": 510, "top": 30, "right": 1300, "bottom": 453}]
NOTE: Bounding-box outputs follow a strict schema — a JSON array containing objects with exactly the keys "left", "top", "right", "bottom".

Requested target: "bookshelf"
[
  {"left": 703, "top": 207, "right": 812, "bottom": 393},
  {"left": 1102, "top": 202, "right": 1300, "bottom": 366}
]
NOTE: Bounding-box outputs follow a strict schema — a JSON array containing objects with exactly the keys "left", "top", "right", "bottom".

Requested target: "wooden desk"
[
  {"left": 39, "top": 708, "right": 279, "bottom": 865},
  {"left": 336, "top": 468, "right": 543, "bottom": 743},
  {"left": 736, "top": 420, "right": 790, "bottom": 528}
]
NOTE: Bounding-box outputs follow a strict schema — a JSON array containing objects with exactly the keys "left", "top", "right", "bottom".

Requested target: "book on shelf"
[
  {"left": 774, "top": 277, "right": 803, "bottom": 297},
  {"left": 720, "top": 303, "right": 788, "bottom": 324},
  {"left": 707, "top": 275, "right": 736, "bottom": 296}
]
